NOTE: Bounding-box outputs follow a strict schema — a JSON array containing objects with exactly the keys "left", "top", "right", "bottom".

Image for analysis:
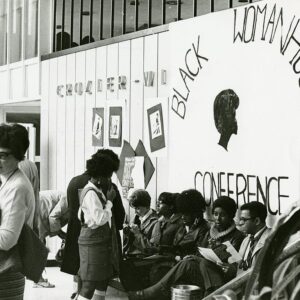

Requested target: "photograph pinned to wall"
[
  {"left": 122, "top": 156, "right": 145, "bottom": 198},
  {"left": 108, "top": 106, "right": 122, "bottom": 147},
  {"left": 148, "top": 104, "right": 165, "bottom": 151},
  {"left": 92, "top": 107, "right": 104, "bottom": 146},
  {"left": 144, "top": 98, "right": 168, "bottom": 156},
  {"left": 122, "top": 156, "right": 145, "bottom": 189}
]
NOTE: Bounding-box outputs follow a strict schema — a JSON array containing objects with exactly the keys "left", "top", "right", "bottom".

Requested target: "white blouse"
[{"left": 78, "top": 181, "right": 113, "bottom": 229}]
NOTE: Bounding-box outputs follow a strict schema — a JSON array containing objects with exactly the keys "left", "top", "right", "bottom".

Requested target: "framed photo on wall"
[
  {"left": 108, "top": 106, "right": 123, "bottom": 147},
  {"left": 147, "top": 103, "right": 165, "bottom": 152},
  {"left": 92, "top": 107, "right": 105, "bottom": 147}
]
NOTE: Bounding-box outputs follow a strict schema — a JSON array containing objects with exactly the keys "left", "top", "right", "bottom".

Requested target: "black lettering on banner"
[
  {"left": 194, "top": 170, "right": 288, "bottom": 215},
  {"left": 192, "top": 35, "right": 209, "bottom": 69},
  {"left": 185, "top": 49, "right": 199, "bottom": 77},
  {"left": 219, "top": 172, "right": 226, "bottom": 196},
  {"left": 267, "top": 177, "right": 279, "bottom": 215},
  {"left": 256, "top": 176, "right": 268, "bottom": 206},
  {"left": 227, "top": 173, "right": 234, "bottom": 197},
  {"left": 171, "top": 94, "right": 186, "bottom": 119},
  {"left": 236, "top": 173, "right": 247, "bottom": 206},
  {"left": 247, "top": 175, "right": 256, "bottom": 202}
]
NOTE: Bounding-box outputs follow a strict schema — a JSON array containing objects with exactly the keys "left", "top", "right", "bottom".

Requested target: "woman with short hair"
[
  {"left": 77, "top": 151, "right": 121, "bottom": 300},
  {"left": 0, "top": 124, "right": 35, "bottom": 300}
]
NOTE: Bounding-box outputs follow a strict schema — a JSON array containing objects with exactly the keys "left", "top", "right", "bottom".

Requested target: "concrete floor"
[{"left": 24, "top": 267, "right": 128, "bottom": 300}]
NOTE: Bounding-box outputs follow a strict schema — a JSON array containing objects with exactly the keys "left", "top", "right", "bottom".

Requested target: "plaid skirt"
[{"left": 0, "top": 272, "right": 25, "bottom": 300}]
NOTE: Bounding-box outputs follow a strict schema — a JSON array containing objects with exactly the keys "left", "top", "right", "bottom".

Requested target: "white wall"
[{"left": 41, "top": 32, "right": 171, "bottom": 210}]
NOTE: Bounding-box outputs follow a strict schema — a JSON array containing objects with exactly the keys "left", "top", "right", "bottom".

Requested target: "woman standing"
[
  {"left": 77, "top": 152, "right": 120, "bottom": 300},
  {"left": 0, "top": 124, "right": 35, "bottom": 299}
]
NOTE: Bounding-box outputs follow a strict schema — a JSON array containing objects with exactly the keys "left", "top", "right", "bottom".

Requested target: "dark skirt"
[
  {"left": 79, "top": 243, "right": 113, "bottom": 282},
  {"left": 0, "top": 271, "right": 25, "bottom": 300}
]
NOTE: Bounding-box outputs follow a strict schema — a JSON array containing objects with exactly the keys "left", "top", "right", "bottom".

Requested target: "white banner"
[{"left": 168, "top": 0, "right": 300, "bottom": 216}]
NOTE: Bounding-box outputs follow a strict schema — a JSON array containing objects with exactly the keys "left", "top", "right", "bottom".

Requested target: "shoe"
[
  {"left": 128, "top": 290, "right": 144, "bottom": 300},
  {"left": 70, "top": 292, "right": 78, "bottom": 299},
  {"left": 33, "top": 279, "right": 55, "bottom": 288}
]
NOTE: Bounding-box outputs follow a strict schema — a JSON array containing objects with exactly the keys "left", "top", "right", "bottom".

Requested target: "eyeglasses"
[
  {"left": 239, "top": 217, "right": 255, "bottom": 224},
  {"left": 0, "top": 152, "right": 11, "bottom": 160}
]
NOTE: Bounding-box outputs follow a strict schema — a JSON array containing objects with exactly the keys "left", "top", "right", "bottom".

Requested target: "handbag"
[
  {"left": 17, "top": 223, "right": 49, "bottom": 282},
  {"left": 0, "top": 245, "right": 23, "bottom": 275}
]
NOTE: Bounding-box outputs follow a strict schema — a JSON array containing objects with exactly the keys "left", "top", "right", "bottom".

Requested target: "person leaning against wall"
[
  {"left": 77, "top": 151, "right": 122, "bottom": 300},
  {"left": 61, "top": 149, "right": 125, "bottom": 299},
  {"left": 0, "top": 123, "right": 35, "bottom": 300}
]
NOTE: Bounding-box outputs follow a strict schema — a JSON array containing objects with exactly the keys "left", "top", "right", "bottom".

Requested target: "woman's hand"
[
  {"left": 216, "top": 262, "right": 230, "bottom": 273},
  {"left": 130, "top": 224, "right": 141, "bottom": 235}
]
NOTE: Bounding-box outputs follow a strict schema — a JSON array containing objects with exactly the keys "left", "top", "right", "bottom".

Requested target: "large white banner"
[{"left": 169, "top": 0, "right": 300, "bottom": 216}]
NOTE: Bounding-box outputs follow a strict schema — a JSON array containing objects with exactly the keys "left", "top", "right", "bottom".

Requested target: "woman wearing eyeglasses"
[{"left": 0, "top": 124, "right": 35, "bottom": 300}]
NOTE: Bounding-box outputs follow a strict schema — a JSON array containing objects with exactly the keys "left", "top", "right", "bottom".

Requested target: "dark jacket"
[
  {"left": 151, "top": 213, "right": 183, "bottom": 247},
  {"left": 173, "top": 219, "right": 210, "bottom": 256},
  {"left": 61, "top": 173, "right": 125, "bottom": 275},
  {"left": 123, "top": 209, "right": 158, "bottom": 256}
]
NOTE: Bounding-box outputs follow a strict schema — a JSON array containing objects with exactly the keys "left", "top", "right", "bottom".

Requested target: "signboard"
[{"left": 168, "top": 0, "right": 300, "bottom": 215}]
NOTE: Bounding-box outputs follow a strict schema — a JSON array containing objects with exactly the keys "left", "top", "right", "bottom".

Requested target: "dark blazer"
[
  {"left": 173, "top": 219, "right": 210, "bottom": 256},
  {"left": 61, "top": 173, "right": 125, "bottom": 275}
]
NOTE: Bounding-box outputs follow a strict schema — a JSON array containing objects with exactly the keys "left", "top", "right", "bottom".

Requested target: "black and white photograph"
[
  {"left": 92, "top": 107, "right": 104, "bottom": 146},
  {"left": 1, "top": 0, "right": 300, "bottom": 300}
]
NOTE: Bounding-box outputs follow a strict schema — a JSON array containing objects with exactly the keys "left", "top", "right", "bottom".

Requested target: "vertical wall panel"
[
  {"left": 56, "top": 56, "right": 67, "bottom": 191},
  {"left": 118, "top": 40, "right": 131, "bottom": 214},
  {"left": 118, "top": 41, "right": 131, "bottom": 144},
  {"left": 25, "top": 64, "right": 39, "bottom": 99},
  {"left": 40, "top": 60, "right": 50, "bottom": 190},
  {"left": 130, "top": 38, "right": 144, "bottom": 150},
  {"left": 144, "top": 35, "right": 158, "bottom": 99},
  {"left": 95, "top": 47, "right": 107, "bottom": 150},
  {"left": 48, "top": 58, "right": 58, "bottom": 189},
  {"left": 65, "top": 54, "right": 76, "bottom": 187},
  {"left": 74, "top": 51, "right": 86, "bottom": 176},
  {"left": 10, "top": 67, "right": 24, "bottom": 99},
  {"left": 106, "top": 44, "right": 119, "bottom": 100},
  {"left": 157, "top": 32, "right": 171, "bottom": 197},
  {"left": 144, "top": 35, "right": 158, "bottom": 206},
  {"left": 158, "top": 32, "right": 170, "bottom": 97},
  {"left": 0, "top": 70, "right": 9, "bottom": 100},
  {"left": 85, "top": 49, "right": 96, "bottom": 161},
  {"left": 95, "top": 47, "right": 107, "bottom": 104}
]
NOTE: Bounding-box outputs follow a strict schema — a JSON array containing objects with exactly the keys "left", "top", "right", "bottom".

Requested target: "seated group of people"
[{"left": 122, "top": 189, "right": 271, "bottom": 300}]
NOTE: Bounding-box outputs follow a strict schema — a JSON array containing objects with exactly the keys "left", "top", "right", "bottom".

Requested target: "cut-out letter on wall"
[
  {"left": 56, "top": 85, "right": 64, "bottom": 97},
  {"left": 107, "top": 77, "right": 115, "bottom": 92},
  {"left": 144, "top": 71, "right": 155, "bottom": 87},
  {"left": 75, "top": 82, "right": 83, "bottom": 95},
  {"left": 161, "top": 69, "right": 167, "bottom": 85},
  {"left": 85, "top": 80, "right": 93, "bottom": 94},
  {"left": 66, "top": 84, "right": 73, "bottom": 96},
  {"left": 97, "top": 79, "right": 103, "bottom": 92},
  {"left": 118, "top": 76, "right": 127, "bottom": 90}
]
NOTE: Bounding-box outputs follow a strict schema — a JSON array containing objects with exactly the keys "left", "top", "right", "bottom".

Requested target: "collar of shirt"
[
  {"left": 185, "top": 225, "right": 190, "bottom": 233},
  {"left": 254, "top": 225, "right": 267, "bottom": 240},
  {"left": 86, "top": 181, "right": 106, "bottom": 199},
  {"left": 139, "top": 209, "right": 152, "bottom": 224}
]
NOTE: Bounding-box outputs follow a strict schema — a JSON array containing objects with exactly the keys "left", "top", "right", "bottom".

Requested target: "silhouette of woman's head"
[{"left": 213, "top": 89, "right": 239, "bottom": 151}]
